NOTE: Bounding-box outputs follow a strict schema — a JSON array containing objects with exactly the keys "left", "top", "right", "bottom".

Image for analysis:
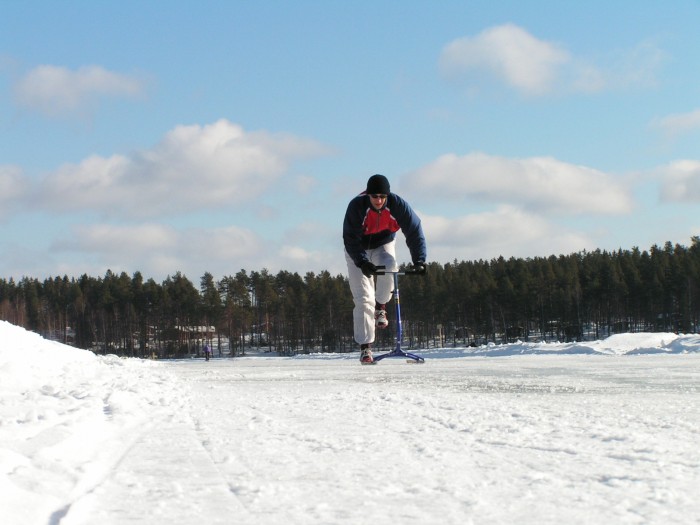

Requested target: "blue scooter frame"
[{"left": 372, "top": 267, "right": 425, "bottom": 364}]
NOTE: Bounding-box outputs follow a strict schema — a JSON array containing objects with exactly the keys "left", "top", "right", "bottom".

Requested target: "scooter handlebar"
[{"left": 373, "top": 265, "right": 426, "bottom": 276}]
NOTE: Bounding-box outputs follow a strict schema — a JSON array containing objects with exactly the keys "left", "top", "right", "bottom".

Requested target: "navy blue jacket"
[{"left": 343, "top": 192, "right": 427, "bottom": 268}]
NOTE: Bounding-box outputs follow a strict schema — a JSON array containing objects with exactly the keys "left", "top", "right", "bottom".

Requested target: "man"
[{"left": 343, "top": 174, "right": 427, "bottom": 363}]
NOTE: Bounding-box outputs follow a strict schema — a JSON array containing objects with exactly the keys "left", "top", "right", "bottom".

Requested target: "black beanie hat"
[{"left": 366, "top": 174, "right": 390, "bottom": 195}]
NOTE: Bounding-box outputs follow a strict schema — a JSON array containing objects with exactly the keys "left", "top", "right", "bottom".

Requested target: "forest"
[{"left": 1, "top": 238, "right": 699, "bottom": 358}]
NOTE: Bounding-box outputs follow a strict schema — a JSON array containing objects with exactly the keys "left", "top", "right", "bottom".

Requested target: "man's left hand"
[{"left": 413, "top": 262, "right": 426, "bottom": 275}]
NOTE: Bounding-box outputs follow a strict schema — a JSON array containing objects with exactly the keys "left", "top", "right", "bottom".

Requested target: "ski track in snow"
[{"left": 1, "top": 320, "right": 700, "bottom": 524}]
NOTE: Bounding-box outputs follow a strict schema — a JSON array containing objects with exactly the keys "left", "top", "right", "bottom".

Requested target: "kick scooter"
[{"left": 370, "top": 266, "right": 426, "bottom": 364}]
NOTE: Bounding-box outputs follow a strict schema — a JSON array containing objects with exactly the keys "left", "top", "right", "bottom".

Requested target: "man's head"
[
  {"left": 366, "top": 174, "right": 390, "bottom": 196},
  {"left": 366, "top": 174, "right": 390, "bottom": 210}
]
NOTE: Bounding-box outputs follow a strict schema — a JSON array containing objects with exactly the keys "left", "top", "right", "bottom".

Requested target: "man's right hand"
[{"left": 361, "top": 261, "right": 378, "bottom": 277}]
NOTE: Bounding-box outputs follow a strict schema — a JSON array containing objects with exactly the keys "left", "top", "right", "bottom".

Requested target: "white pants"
[{"left": 345, "top": 241, "right": 398, "bottom": 345}]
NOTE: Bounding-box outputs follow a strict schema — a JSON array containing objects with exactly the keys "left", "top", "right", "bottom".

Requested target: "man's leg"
[
  {"left": 371, "top": 241, "right": 398, "bottom": 306},
  {"left": 345, "top": 249, "right": 375, "bottom": 345}
]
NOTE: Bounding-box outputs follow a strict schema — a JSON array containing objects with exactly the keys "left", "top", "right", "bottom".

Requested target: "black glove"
[
  {"left": 361, "top": 260, "right": 378, "bottom": 277},
  {"left": 413, "top": 261, "right": 427, "bottom": 275}
]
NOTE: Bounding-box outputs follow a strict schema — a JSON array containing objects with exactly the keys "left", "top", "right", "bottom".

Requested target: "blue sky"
[{"left": 2, "top": 0, "right": 700, "bottom": 281}]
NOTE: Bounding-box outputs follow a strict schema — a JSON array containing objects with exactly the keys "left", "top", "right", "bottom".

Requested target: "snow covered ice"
[{"left": 1, "top": 320, "right": 699, "bottom": 524}]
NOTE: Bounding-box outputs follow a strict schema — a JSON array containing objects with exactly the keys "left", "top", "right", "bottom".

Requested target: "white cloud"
[
  {"left": 13, "top": 64, "right": 145, "bottom": 117},
  {"left": 440, "top": 25, "right": 665, "bottom": 96},
  {"left": 0, "top": 165, "right": 28, "bottom": 200},
  {"left": 654, "top": 109, "right": 700, "bottom": 138},
  {"left": 422, "top": 206, "right": 593, "bottom": 262},
  {"left": 659, "top": 160, "right": 700, "bottom": 202},
  {"left": 606, "top": 40, "right": 666, "bottom": 90},
  {"left": 572, "top": 40, "right": 666, "bottom": 94},
  {"left": 51, "top": 223, "right": 266, "bottom": 279},
  {"left": 0, "top": 165, "right": 30, "bottom": 219},
  {"left": 45, "top": 220, "right": 343, "bottom": 280},
  {"left": 439, "top": 24, "right": 570, "bottom": 95},
  {"left": 294, "top": 175, "right": 319, "bottom": 194},
  {"left": 277, "top": 245, "right": 326, "bottom": 267},
  {"left": 56, "top": 223, "right": 177, "bottom": 253},
  {"left": 403, "top": 152, "right": 633, "bottom": 215},
  {"left": 36, "top": 119, "right": 330, "bottom": 218}
]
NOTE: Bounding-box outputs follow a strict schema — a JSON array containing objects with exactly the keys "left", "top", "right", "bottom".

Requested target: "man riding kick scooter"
[{"left": 342, "top": 174, "right": 427, "bottom": 364}]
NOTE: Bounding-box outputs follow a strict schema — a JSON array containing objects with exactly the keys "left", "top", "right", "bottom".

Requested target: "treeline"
[
  {"left": 0, "top": 269, "right": 352, "bottom": 358},
  {"left": 2, "top": 239, "right": 699, "bottom": 357}
]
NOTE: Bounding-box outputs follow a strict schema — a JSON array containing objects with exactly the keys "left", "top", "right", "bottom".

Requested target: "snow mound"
[{"left": 0, "top": 321, "right": 185, "bottom": 524}]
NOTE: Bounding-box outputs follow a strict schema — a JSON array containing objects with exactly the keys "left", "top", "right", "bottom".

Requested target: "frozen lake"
[
  {"left": 87, "top": 353, "right": 700, "bottom": 524},
  {"left": 2, "top": 320, "right": 699, "bottom": 524}
]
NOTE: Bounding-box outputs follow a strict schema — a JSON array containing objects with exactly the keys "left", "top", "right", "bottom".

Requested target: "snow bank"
[
  {"left": 0, "top": 321, "right": 185, "bottom": 524},
  {"left": 349, "top": 331, "right": 696, "bottom": 359}
]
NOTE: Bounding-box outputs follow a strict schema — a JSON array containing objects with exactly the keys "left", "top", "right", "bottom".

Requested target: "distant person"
[
  {"left": 343, "top": 174, "right": 427, "bottom": 363},
  {"left": 204, "top": 343, "right": 211, "bottom": 361}
]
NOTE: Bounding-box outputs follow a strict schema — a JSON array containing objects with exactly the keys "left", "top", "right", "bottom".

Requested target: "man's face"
[{"left": 369, "top": 193, "right": 387, "bottom": 211}]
